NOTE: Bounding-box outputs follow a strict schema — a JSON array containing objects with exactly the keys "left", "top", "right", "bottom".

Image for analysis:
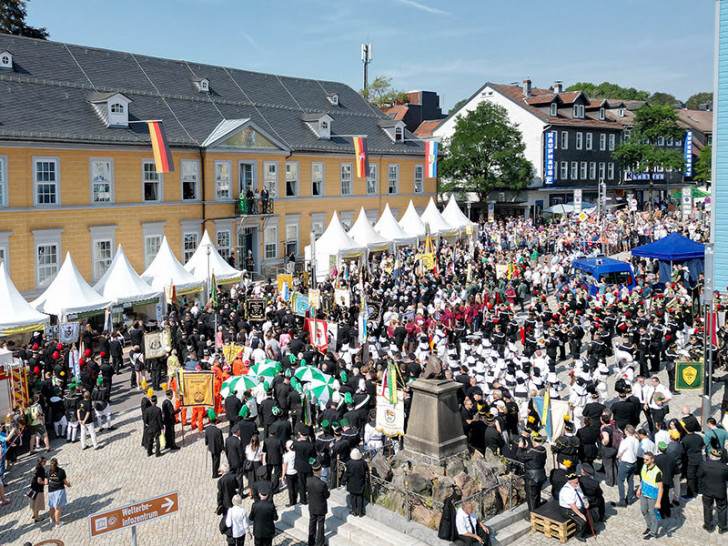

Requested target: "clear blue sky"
[{"left": 27, "top": 0, "right": 715, "bottom": 112}]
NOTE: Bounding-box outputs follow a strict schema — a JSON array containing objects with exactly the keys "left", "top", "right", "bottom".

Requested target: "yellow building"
[{"left": 0, "top": 37, "right": 434, "bottom": 295}]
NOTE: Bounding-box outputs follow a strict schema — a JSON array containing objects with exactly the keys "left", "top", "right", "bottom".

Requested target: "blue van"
[{"left": 571, "top": 257, "right": 636, "bottom": 296}]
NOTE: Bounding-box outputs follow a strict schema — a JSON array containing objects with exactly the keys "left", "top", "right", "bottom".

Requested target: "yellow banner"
[
  {"left": 417, "top": 253, "right": 435, "bottom": 271},
  {"left": 277, "top": 274, "right": 293, "bottom": 297},
  {"left": 0, "top": 322, "right": 47, "bottom": 336},
  {"left": 222, "top": 344, "right": 245, "bottom": 365},
  {"left": 181, "top": 371, "right": 214, "bottom": 407}
]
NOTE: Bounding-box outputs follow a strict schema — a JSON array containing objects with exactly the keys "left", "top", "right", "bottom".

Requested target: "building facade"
[{"left": 0, "top": 36, "right": 433, "bottom": 294}]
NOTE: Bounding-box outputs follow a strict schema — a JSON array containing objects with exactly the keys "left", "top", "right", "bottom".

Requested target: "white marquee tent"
[
  {"left": 185, "top": 230, "right": 243, "bottom": 284},
  {"left": 420, "top": 197, "right": 459, "bottom": 237},
  {"left": 347, "top": 208, "right": 392, "bottom": 252},
  {"left": 398, "top": 201, "right": 427, "bottom": 239},
  {"left": 374, "top": 204, "right": 417, "bottom": 247},
  {"left": 305, "top": 212, "right": 365, "bottom": 281},
  {"left": 31, "top": 253, "right": 112, "bottom": 319},
  {"left": 94, "top": 245, "right": 161, "bottom": 305},
  {"left": 0, "top": 262, "right": 50, "bottom": 335},
  {"left": 441, "top": 194, "right": 475, "bottom": 233},
  {"left": 142, "top": 236, "right": 203, "bottom": 296}
]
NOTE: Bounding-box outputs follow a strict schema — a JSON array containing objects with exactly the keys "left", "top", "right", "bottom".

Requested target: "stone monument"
[{"left": 404, "top": 378, "right": 468, "bottom": 465}]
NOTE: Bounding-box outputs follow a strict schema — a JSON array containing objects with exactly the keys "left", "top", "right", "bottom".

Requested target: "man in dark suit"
[
  {"left": 225, "top": 393, "right": 243, "bottom": 437},
  {"left": 292, "top": 425, "right": 316, "bottom": 504},
  {"left": 698, "top": 448, "right": 728, "bottom": 533},
  {"left": 307, "top": 460, "right": 329, "bottom": 546},
  {"left": 343, "top": 448, "right": 368, "bottom": 517},
  {"left": 216, "top": 461, "right": 238, "bottom": 516},
  {"left": 249, "top": 485, "right": 278, "bottom": 546},
  {"left": 205, "top": 409, "right": 225, "bottom": 478},
  {"left": 263, "top": 431, "right": 284, "bottom": 493},
  {"left": 143, "top": 395, "right": 164, "bottom": 457},
  {"left": 225, "top": 425, "right": 245, "bottom": 490},
  {"left": 109, "top": 332, "right": 124, "bottom": 374},
  {"left": 161, "top": 389, "right": 180, "bottom": 451}
]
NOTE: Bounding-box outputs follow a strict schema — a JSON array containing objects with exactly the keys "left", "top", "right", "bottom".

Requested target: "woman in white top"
[
  {"left": 244, "top": 435, "right": 263, "bottom": 496},
  {"left": 225, "top": 494, "right": 251, "bottom": 545},
  {"left": 282, "top": 440, "right": 298, "bottom": 507},
  {"left": 616, "top": 425, "right": 640, "bottom": 506}
]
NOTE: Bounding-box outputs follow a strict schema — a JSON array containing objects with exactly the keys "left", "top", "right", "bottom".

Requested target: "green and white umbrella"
[
  {"left": 307, "top": 371, "right": 336, "bottom": 404},
  {"left": 293, "top": 365, "right": 319, "bottom": 383},
  {"left": 220, "top": 374, "right": 258, "bottom": 398},
  {"left": 250, "top": 359, "right": 280, "bottom": 380}
]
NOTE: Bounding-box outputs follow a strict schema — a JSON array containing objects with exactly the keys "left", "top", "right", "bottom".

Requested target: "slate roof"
[
  {"left": 0, "top": 34, "right": 425, "bottom": 155},
  {"left": 414, "top": 120, "right": 442, "bottom": 136}
]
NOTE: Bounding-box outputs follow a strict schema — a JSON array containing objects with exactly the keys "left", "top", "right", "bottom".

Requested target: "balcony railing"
[{"left": 236, "top": 197, "right": 274, "bottom": 216}]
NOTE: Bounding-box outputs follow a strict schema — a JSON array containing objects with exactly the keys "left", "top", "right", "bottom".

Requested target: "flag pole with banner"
[
  {"left": 425, "top": 140, "right": 438, "bottom": 178},
  {"left": 353, "top": 136, "right": 369, "bottom": 179}
]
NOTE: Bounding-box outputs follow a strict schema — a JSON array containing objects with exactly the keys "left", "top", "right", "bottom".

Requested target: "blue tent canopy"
[
  {"left": 631, "top": 232, "right": 705, "bottom": 261},
  {"left": 631, "top": 232, "right": 705, "bottom": 284}
]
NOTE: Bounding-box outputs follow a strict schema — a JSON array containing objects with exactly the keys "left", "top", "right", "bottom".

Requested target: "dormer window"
[
  {"left": 193, "top": 78, "right": 210, "bottom": 93},
  {"left": 89, "top": 92, "right": 132, "bottom": 128},
  {"left": 200, "top": 80, "right": 209, "bottom": 92},
  {"left": 573, "top": 104, "right": 585, "bottom": 119},
  {"left": 618, "top": 107, "right": 625, "bottom": 118},
  {"left": 302, "top": 113, "right": 333, "bottom": 140},
  {"left": 327, "top": 93, "right": 339, "bottom": 106},
  {"left": 599, "top": 107, "right": 605, "bottom": 121},
  {"left": 550, "top": 103, "right": 557, "bottom": 116},
  {"left": 0, "top": 51, "right": 13, "bottom": 71},
  {"left": 395, "top": 126, "right": 404, "bottom": 142}
]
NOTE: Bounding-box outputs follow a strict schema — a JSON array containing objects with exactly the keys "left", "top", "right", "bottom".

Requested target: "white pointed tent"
[
  {"left": 441, "top": 194, "right": 475, "bottom": 234},
  {"left": 94, "top": 245, "right": 161, "bottom": 305},
  {"left": 347, "top": 208, "right": 392, "bottom": 252},
  {"left": 0, "top": 262, "right": 50, "bottom": 335},
  {"left": 142, "top": 236, "right": 203, "bottom": 296},
  {"left": 398, "top": 200, "right": 427, "bottom": 240},
  {"left": 374, "top": 204, "right": 417, "bottom": 247},
  {"left": 185, "top": 230, "right": 242, "bottom": 284},
  {"left": 31, "top": 253, "right": 112, "bottom": 320},
  {"left": 304, "top": 212, "right": 365, "bottom": 281},
  {"left": 420, "top": 197, "right": 459, "bottom": 237}
]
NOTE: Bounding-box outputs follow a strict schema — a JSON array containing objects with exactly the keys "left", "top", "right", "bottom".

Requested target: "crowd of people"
[{"left": 2, "top": 204, "right": 727, "bottom": 545}]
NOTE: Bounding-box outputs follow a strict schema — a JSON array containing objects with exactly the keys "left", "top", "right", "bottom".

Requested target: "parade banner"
[
  {"left": 306, "top": 318, "right": 329, "bottom": 351},
  {"left": 143, "top": 331, "right": 167, "bottom": 359},
  {"left": 375, "top": 392, "right": 405, "bottom": 437},
  {"left": 495, "top": 264, "right": 508, "bottom": 279},
  {"left": 246, "top": 299, "right": 266, "bottom": 321},
  {"left": 180, "top": 371, "right": 214, "bottom": 407},
  {"left": 308, "top": 289, "right": 321, "bottom": 309},
  {"left": 675, "top": 360, "right": 703, "bottom": 391},
  {"left": 155, "top": 302, "right": 164, "bottom": 323},
  {"left": 222, "top": 344, "right": 245, "bottom": 365},
  {"left": 277, "top": 274, "right": 293, "bottom": 301},
  {"left": 58, "top": 322, "right": 80, "bottom": 344},
  {"left": 292, "top": 292, "right": 311, "bottom": 317},
  {"left": 366, "top": 300, "right": 383, "bottom": 323},
  {"left": 327, "top": 322, "right": 338, "bottom": 348},
  {"left": 334, "top": 288, "right": 350, "bottom": 308},
  {"left": 417, "top": 253, "right": 435, "bottom": 271}
]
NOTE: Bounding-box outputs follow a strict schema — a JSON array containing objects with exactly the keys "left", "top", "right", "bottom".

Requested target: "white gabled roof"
[
  {"left": 0, "top": 262, "right": 50, "bottom": 335},
  {"left": 94, "top": 245, "right": 161, "bottom": 305},
  {"left": 398, "top": 200, "right": 427, "bottom": 239},
  {"left": 374, "top": 204, "right": 416, "bottom": 246},
  {"left": 347, "top": 208, "right": 392, "bottom": 251},
  {"left": 441, "top": 194, "right": 473, "bottom": 231},
  {"left": 142, "top": 236, "right": 204, "bottom": 294},
  {"left": 31, "top": 253, "right": 112, "bottom": 318},
  {"left": 420, "top": 197, "right": 458, "bottom": 236},
  {"left": 200, "top": 118, "right": 250, "bottom": 147},
  {"left": 185, "top": 230, "right": 243, "bottom": 284}
]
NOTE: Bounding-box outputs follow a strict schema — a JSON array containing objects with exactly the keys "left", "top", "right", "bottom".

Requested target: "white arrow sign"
[{"left": 161, "top": 497, "right": 175, "bottom": 513}]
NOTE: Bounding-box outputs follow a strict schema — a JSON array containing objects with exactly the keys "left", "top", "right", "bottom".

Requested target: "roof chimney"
[
  {"left": 523, "top": 78, "right": 532, "bottom": 97},
  {"left": 554, "top": 80, "right": 563, "bottom": 94}
]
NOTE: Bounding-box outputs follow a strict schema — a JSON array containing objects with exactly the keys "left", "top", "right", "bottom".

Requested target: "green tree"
[
  {"left": 685, "top": 92, "right": 713, "bottom": 110},
  {"left": 649, "top": 92, "right": 678, "bottom": 106},
  {"left": 359, "top": 75, "right": 406, "bottom": 108},
  {"left": 439, "top": 102, "right": 532, "bottom": 220},
  {"left": 565, "top": 81, "right": 650, "bottom": 101},
  {"left": 449, "top": 98, "right": 468, "bottom": 114},
  {"left": 694, "top": 144, "right": 712, "bottom": 182},
  {"left": 612, "top": 104, "right": 686, "bottom": 211},
  {"left": 0, "top": 0, "right": 48, "bottom": 39}
]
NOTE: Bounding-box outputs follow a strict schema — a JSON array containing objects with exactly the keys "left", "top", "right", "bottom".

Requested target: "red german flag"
[
  {"left": 147, "top": 121, "right": 174, "bottom": 173},
  {"left": 353, "top": 136, "right": 369, "bottom": 178}
]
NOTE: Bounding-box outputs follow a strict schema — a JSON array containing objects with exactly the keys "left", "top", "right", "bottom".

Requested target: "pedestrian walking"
[
  {"left": 343, "top": 448, "right": 368, "bottom": 517},
  {"left": 28, "top": 455, "right": 47, "bottom": 522},
  {"left": 636, "top": 451, "right": 663, "bottom": 541},
  {"left": 307, "top": 459, "right": 329, "bottom": 546},
  {"left": 77, "top": 391, "right": 99, "bottom": 450},
  {"left": 249, "top": 484, "right": 278, "bottom": 546},
  {"left": 225, "top": 494, "right": 252, "bottom": 546},
  {"left": 205, "top": 409, "right": 224, "bottom": 477},
  {"left": 697, "top": 448, "right": 728, "bottom": 533},
  {"left": 47, "top": 457, "right": 70, "bottom": 527}
]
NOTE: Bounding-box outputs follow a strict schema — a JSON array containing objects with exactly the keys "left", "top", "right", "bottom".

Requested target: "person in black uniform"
[
  {"left": 205, "top": 409, "right": 224, "bottom": 478},
  {"left": 552, "top": 419, "right": 581, "bottom": 466},
  {"left": 582, "top": 393, "right": 605, "bottom": 428},
  {"left": 225, "top": 425, "right": 245, "bottom": 490},
  {"left": 263, "top": 430, "right": 284, "bottom": 494},
  {"left": 143, "top": 395, "right": 163, "bottom": 457},
  {"left": 307, "top": 460, "right": 329, "bottom": 546},
  {"left": 569, "top": 319, "right": 584, "bottom": 360},
  {"left": 578, "top": 463, "right": 605, "bottom": 522},
  {"left": 225, "top": 393, "right": 243, "bottom": 437},
  {"left": 697, "top": 448, "right": 728, "bottom": 533},
  {"left": 216, "top": 461, "right": 239, "bottom": 517},
  {"left": 343, "top": 448, "right": 369, "bottom": 517},
  {"left": 161, "top": 389, "right": 180, "bottom": 451},
  {"left": 249, "top": 485, "right": 278, "bottom": 546},
  {"left": 611, "top": 391, "right": 637, "bottom": 432},
  {"left": 109, "top": 332, "right": 124, "bottom": 374},
  {"left": 292, "top": 425, "right": 316, "bottom": 504},
  {"left": 516, "top": 432, "right": 547, "bottom": 511},
  {"left": 483, "top": 414, "right": 504, "bottom": 455}
]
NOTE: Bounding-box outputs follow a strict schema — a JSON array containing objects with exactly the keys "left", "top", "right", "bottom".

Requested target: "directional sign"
[{"left": 89, "top": 491, "right": 179, "bottom": 538}]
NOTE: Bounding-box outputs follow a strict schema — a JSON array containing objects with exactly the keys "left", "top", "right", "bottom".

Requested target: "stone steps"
[{"left": 491, "top": 517, "right": 532, "bottom": 546}]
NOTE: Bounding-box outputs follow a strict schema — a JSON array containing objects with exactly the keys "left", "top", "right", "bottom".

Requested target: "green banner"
[{"left": 675, "top": 361, "right": 703, "bottom": 391}]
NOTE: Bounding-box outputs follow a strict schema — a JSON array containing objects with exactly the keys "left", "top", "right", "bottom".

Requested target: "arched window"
[{"left": 110, "top": 103, "right": 124, "bottom": 114}]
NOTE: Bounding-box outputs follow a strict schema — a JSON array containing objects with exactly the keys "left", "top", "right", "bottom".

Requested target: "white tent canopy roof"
[
  {"left": 374, "top": 204, "right": 417, "bottom": 246},
  {"left": 31, "top": 253, "right": 112, "bottom": 318},
  {"left": 420, "top": 197, "right": 458, "bottom": 236},
  {"left": 398, "top": 200, "right": 427, "bottom": 239},
  {"left": 348, "top": 208, "right": 392, "bottom": 251},
  {"left": 185, "top": 230, "right": 242, "bottom": 284},
  {"left": 305, "top": 212, "right": 366, "bottom": 281},
  {"left": 441, "top": 194, "right": 473, "bottom": 231},
  {"left": 0, "top": 262, "right": 50, "bottom": 334},
  {"left": 94, "top": 245, "right": 161, "bottom": 305},
  {"left": 142, "top": 236, "right": 203, "bottom": 294}
]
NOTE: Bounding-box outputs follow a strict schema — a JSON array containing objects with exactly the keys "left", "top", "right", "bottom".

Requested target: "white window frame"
[
  {"left": 618, "top": 107, "right": 625, "bottom": 117},
  {"left": 180, "top": 159, "right": 200, "bottom": 201},
  {"left": 142, "top": 222, "right": 165, "bottom": 269},
  {"left": 285, "top": 161, "right": 299, "bottom": 197},
  {"left": 388, "top": 164, "right": 399, "bottom": 194},
  {"left": 182, "top": 231, "right": 199, "bottom": 264},
  {"left": 608, "top": 163, "right": 615, "bottom": 180},
  {"left": 598, "top": 162, "right": 606, "bottom": 180},
  {"left": 216, "top": 228, "right": 233, "bottom": 261},
  {"left": 585, "top": 133, "right": 593, "bottom": 150},
  {"left": 367, "top": 164, "right": 378, "bottom": 195},
  {"left": 340, "top": 163, "right": 353, "bottom": 196},
  {"left": 0, "top": 231, "right": 11, "bottom": 272},
  {"left": 92, "top": 240, "right": 113, "bottom": 281},
  {"left": 90, "top": 158, "right": 114, "bottom": 204},
  {"left": 395, "top": 126, "right": 404, "bottom": 142},
  {"left": 414, "top": 164, "right": 424, "bottom": 193},
  {"left": 560, "top": 131, "right": 569, "bottom": 150},
  {"left": 666, "top": 137, "right": 674, "bottom": 147},
  {"left": 263, "top": 161, "right": 277, "bottom": 198},
  {"left": 215, "top": 159, "right": 233, "bottom": 201},
  {"left": 32, "top": 228, "right": 64, "bottom": 289},
  {"left": 89, "top": 225, "right": 117, "bottom": 281},
  {"left": 576, "top": 132, "right": 583, "bottom": 150},
  {"left": 285, "top": 216, "right": 300, "bottom": 257},
  {"left": 33, "top": 156, "right": 60, "bottom": 207},
  {"left": 142, "top": 159, "right": 163, "bottom": 202},
  {"left": 579, "top": 161, "right": 587, "bottom": 180},
  {"left": 589, "top": 162, "right": 597, "bottom": 180},
  {"left": 340, "top": 211, "right": 354, "bottom": 231},
  {"left": 560, "top": 161, "right": 569, "bottom": 180},
  {"left": 264, "top": 225, "right": 278, "bottom": 260},
  {"left": 608, "top": 134, "right": 616, "bottom": 151},
  {"left": 570, "top": 161, "right": 578, "bottom": 180},
  {"left": 573, "top": 104, "right": 584, "bottom": 118},
  {"left": 599, "top": 134, "right": 607, "bottom": 151},
  {"left": 550, "top": 103, "right": 557, "bottom": 116},
  {"left": 599, "top": 107, "right": 605, "bottom": 120},
  {"left": 0, "top": 155, "right": 7, "bottom": 207},
  {"left": 657, "top": 136, "right": 665, "bottom": 146},
  {"left": 311, "top": 162, "right": 324, "bottom": 197}
]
